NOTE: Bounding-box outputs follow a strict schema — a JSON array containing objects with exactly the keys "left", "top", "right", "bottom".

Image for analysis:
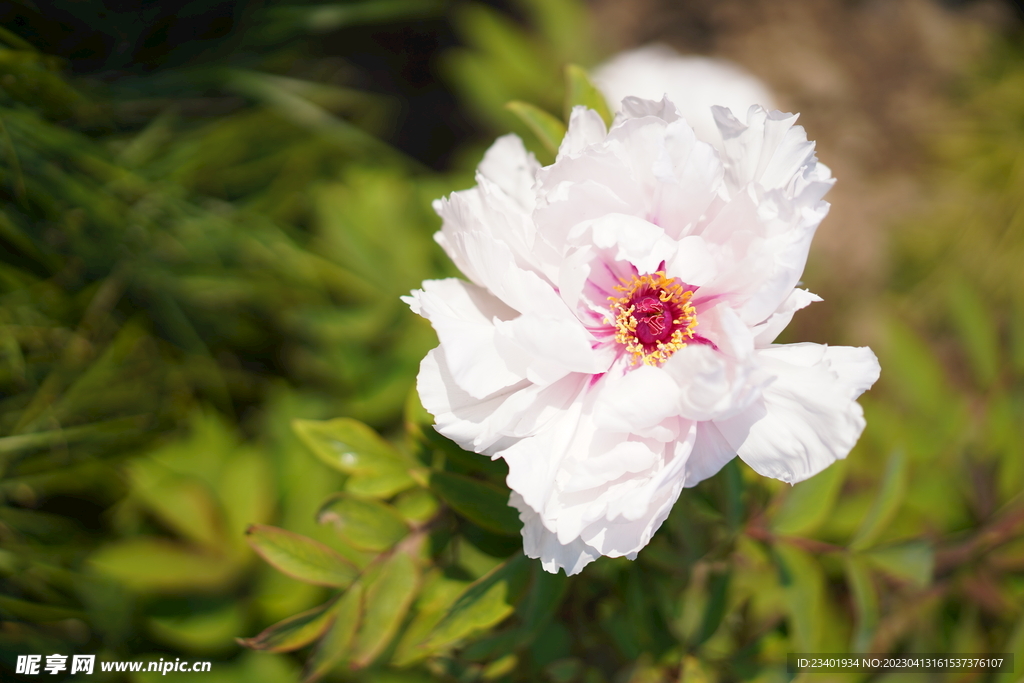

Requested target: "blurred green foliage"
[
  {"left": 1, "top": 0, "right": 449, "bottom": 678},
  {"left": 3, "top": 0, "right": 1024, "bottom": 682}
]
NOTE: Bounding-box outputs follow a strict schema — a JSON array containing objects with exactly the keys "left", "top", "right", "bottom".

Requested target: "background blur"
[{"left": 2, "top": 0, "right": 1024, "bottom": 681}]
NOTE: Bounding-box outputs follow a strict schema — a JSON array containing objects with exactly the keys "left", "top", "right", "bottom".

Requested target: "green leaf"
[
  {"left": 424, "top": 428, "right": 509, "bottom": 482},
  {"left": 483, "top": 654, "right": 519, "bottom": 680},
  {"left": 292, "top": 418, "right": 415, "bottom": 498},
  {"left": 237, "top": 598, "right": 339, "bottom": 653},
  {"left": 453, "top": 560, "right": 566, "bottom": 663},
  {"left": 420, "top": 554, "right": 527, "bottom": 654},
  {"left": 149, "top": 603, "right": 246, "bottom": 653},
  {"left": 268, "top": 0, "right": 444, "bottom": 34},
  {"left": 317, "top": 494, "right": 409, "bottom": 552},
  {"left": 428, "top": 471, "right": 521, "bottom": 536},
  {"left": 948, "top": 276, "right": 999, "bottom": 387},
  {"left": 883, "top": 318, "right": 954, "bottom": 416},
  {"left": 0, "top": 595, "right": 85, "bottom": 622},
  {"left": 770, "top": 460, "right": 847, "bottom": 537},
  {"left": 219, "top": 447, "right": 275, "bottom": 553},
  {"left": 564, "top": 64, "right": 613, "bottom": 126},
  {"left": 861, "top": 541, "right": 933, "bottom": 588},
  {"left": 679, "top": 656, "right": 715, "bottom": 683},
  {"left": 246, "top": 524, "right": 358, "bottom": 588},
  {"left": 129, "top": 462, "right": 224, "bottom": 549},
  {"left": 89, "top": 539, "right": 237, "bottom": 592},
  {"left": 1011, "top": 295, "right": 1024, "bottom": 375},
  {"left": 693, "top": 569, "right": 730, "bottom": 647},
  {"left": 995, "top": 608, "right": 1024, "bottom": 683},
  {"left": 452, "top": 4, "right": 561, "bottom": 110},
  {"left": 518, "top": 562, "right": 568, "bottom": 633},
  {"left": 393, "top": 488, "right": 440, "bottom": 525},
  {"left": 292, "top": 418, "right": 406, "bottom": 473},
  {"left": 515, "top": 0, "right": 596, "bottom": 65},
  {"left": 850, "top": 450, "right": 907, "bottom": 550},
  {"left": 457, "top": 536, "right": 507, "bottom": 578},
  {"left": 391, "top": 570, "right": 473, "bottom": 667},
  {"left": 722, "top": 458, "right": 745, "bottom": 532},
  {"left": 505, "top": 101, "right": 567, "bottom": 156},
  {"left": 774, "top": 544, "right": 826, "bottom": 652},
  {"left": 304, "top": 583, "right": 363, "bottom": 683},
  {"left": 349, "top": 551, "right": 420, "bottom": 668},
  {"left": 843, "top": 555, "right": 878, "bottom": 653}
]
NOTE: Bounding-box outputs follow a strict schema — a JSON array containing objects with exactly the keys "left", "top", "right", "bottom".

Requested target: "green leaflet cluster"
[{"left": 239, "top": 414, "right": 567, "bottom": 682}]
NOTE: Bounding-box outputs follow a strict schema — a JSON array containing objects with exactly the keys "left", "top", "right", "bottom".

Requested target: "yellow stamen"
[{"left": 607, "top": 271, "right": 697, "bottom": 366}]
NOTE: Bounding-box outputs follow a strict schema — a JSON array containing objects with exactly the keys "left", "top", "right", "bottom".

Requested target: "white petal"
[
  {"left": 568, "top": 213, "right": 677, "bottom": 275},
  {"left": 449, "top": 229, "right": 567, "bottom": 319},
  {"left": 434, "top": 137, "right": 559, "bottom": 283},
  {"left": 558, "top": 439, "right": 660, "bottom": 494},
  {"left": 684, "top": 421, "right": 737, "bottom": 486},
  {"left": 577, "top": 423, "right": 695, "bottom": 556},
  {"left": 512, "top": 492, "right": 601, "bottom": 576},
  {"left": 693, "top": 194, "right": 818, "bottom": 328},
  {"left": 593, "top": 365, "right": 680, "bottom": 433},
  {"left": 534, "top": 179, "right": 636, "bottom": 253},
  {"left": 536, "top": 150, "right": 646, "bottom": 235},
  {"left": 557, "top": 106, "right": 608, "bottom": 160},
  {"left": 648, "top": 123, "right": 723, "bottom": 239},
  {"left": 713, "top": 343, "right": 880, "bottom": 484},
  {"left": 417, "top": 348, "right": 526, "bottom": 452},
  {"left": 593, "top": 46, "right": 775, "bottom": 144},
  {"left": 476, "top": 134, "right": 540, "bottom": 210},
  {"left": 618, "top": 95, "right": 681, "bottom": 123},
  {"left": 418, "top": 349, "right": 586, "bottom": 454},
  {"left": 501, "top": 398, "right": 586, "bottom": 513},
  {"left": 666, "top": 235, "right": 717, "bottom": 287},
  {"left": 493, "top": 313, "right": 610, "bottom": 385},
  {"left": 751, "top": 288, "right": 822, "bottom": 347},
  {"left": 405, "top": 279, "right": 523, "bottom": 398}
]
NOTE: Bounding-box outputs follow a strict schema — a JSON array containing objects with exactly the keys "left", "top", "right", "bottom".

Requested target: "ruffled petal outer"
[
  {"left": 406, "top": 96, "right": 876, "bottom": 575},
  {"left": 513, "top": 492, "right": 602, "bottom": 576},
  {"left": 402, "top": 279, "right": 522, "bottom": 399},
  {"left": 713, "top": 343, "right": 881, "bottom": 484}
]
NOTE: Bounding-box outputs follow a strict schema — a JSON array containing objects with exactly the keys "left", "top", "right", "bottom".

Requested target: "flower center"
[{"left": 608, "top": 271, "right": 697, "bottom": 366}]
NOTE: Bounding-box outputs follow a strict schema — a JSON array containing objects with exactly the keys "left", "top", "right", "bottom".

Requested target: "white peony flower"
[
  {"left": 404, "top": 96, "right": 880, "bottom": 575},
  {"left": 592, "top": 45, "right": 776, "bottom": 146}
]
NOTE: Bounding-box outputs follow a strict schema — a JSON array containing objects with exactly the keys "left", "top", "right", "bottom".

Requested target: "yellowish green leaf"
[
  {"left": 350, "top": 551, "right": 420, "bottom": 668},
  {"left": 850, "top": 450, "right": 907, "bottom": 550},
  {"left": 420, "top": 554, "right": 527, "bottom": 654},
  {"left": 293, "top": 418, "right": 415, "bottom": 498},
  {"left": 246, "top": 524, "right": 357, "bottom": 588},
  {"left": 771, "top": 460, "right": 847, "bottom": 537},
  {"left": 149, "top": 603, "right": 246, "bottom": 653},
  {"left": 89, "top": 539, "right": 237, "bottom": 592},
  {"left": 237, "top": 598, "right": 339, "bottom": 653},
  {"left": 129, "top": 462, "right": 223, "bottom": 549},
  {"left": 861, "top": 541, "right": 933, "bottom": 588},
  {"left": 564, "top": 64, "right": 613, "bottom": 126},
  {"left": 317, "top": 494, "right": 409, "bottom": 552},
  {"left": 995, "top": 608, "right": 1024, "bottom": 683},
  {"left": 393, "top": 488, "right": 440, "bottom": 525},
  {"left": 774, "top": 544, "right": 826, "bottom": 652},
  {"left": 303, "top": 583, "right": 363, "bottom": 683},
  {"left": 219, "top": 447, "right": 275, "bottom": 554},
  {"left": 948, "top": 276, "right": 999, "bottom": 387},
  {"left": 505, "top": 101, "right": 566, "bottom": 156},
  {"left": 391, "top": 569, "right": 472, "bottom": 666},
  {"left": 843, "top": 554, "right": 878, "bottom": 653}
]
